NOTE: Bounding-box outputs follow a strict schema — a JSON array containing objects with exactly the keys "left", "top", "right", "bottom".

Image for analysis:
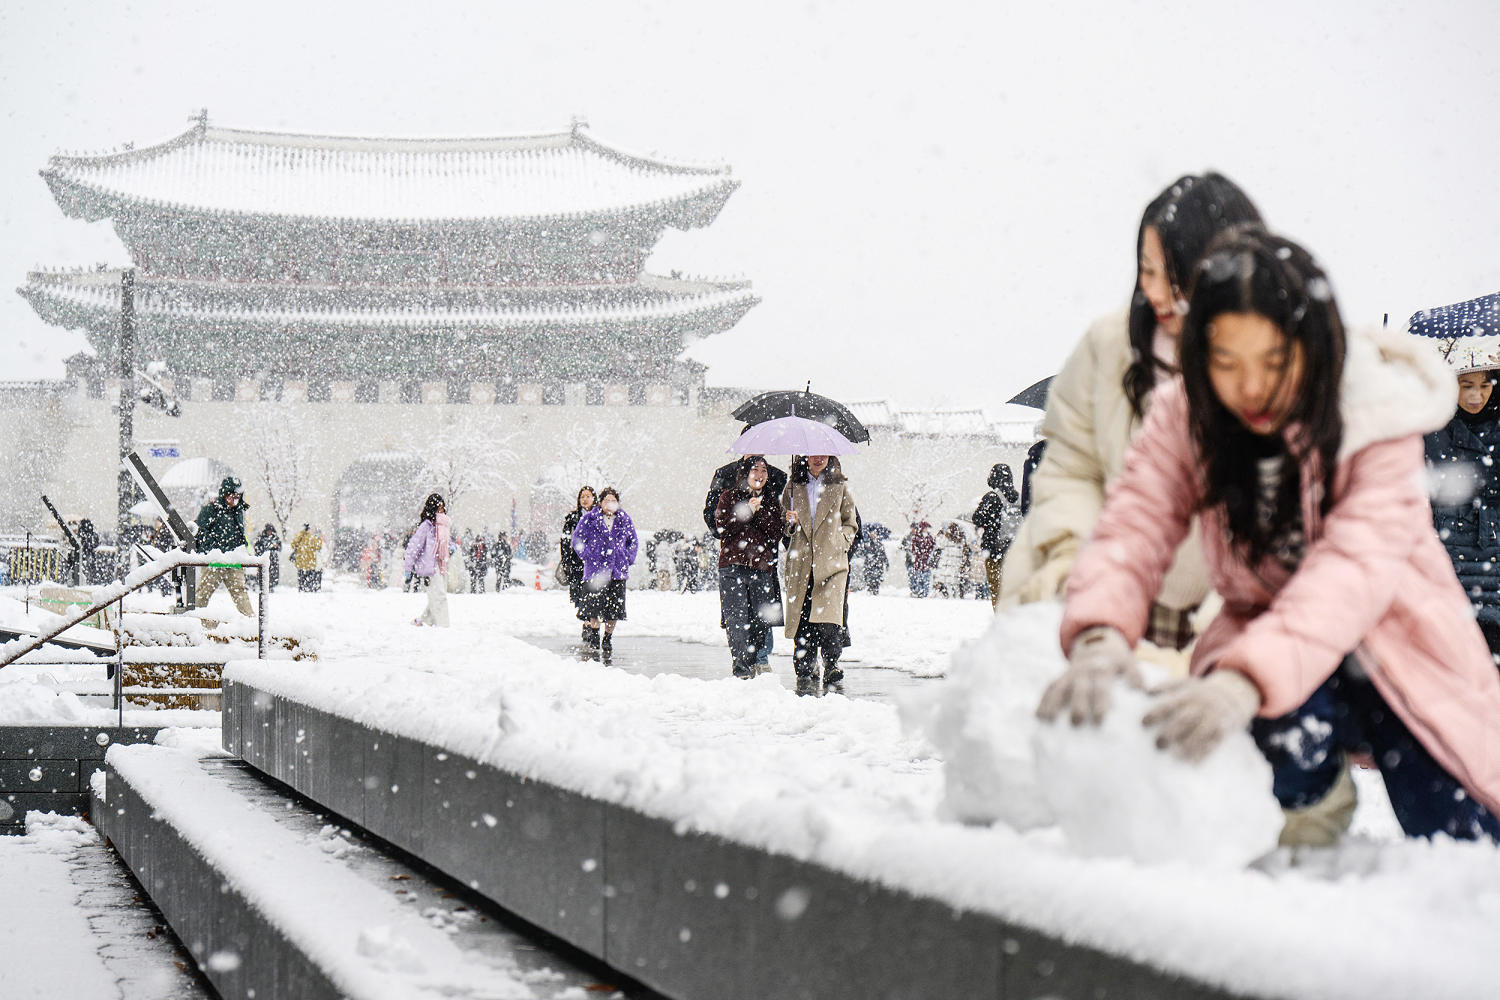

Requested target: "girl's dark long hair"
[
  {"left": 575, "top": 485, "right": 595, "bottom": 510},
  {"left": 1124, "top": 173, "right": 1264, "bottom": 417},
  {"left": 1179, "top": 226, "right": 1344, "bottom": 565},
  {"left": 419, "top": 493, "right": 445, "bottom": 524},
  {"left": 789, "top": 455, "right": 847, "bottom": 484}
]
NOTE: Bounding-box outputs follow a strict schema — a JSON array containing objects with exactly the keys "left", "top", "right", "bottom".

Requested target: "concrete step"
[
  {"left": 95, "top": 744, "right": 648, "bottom": 1000},
  {"left": 223, "top": 676, "right": 1239, "bottom": 1000}
]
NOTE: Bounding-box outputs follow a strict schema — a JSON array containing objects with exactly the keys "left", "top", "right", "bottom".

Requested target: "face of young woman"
[
  {"left": 579, "top": 489, "right": 595, "bottom": 509},
  {"left": 1457, "top": 372, "right": 1495, "bottom": 415},
  {"left": 747, "top": 463, "right": 768, "bottom": 491},
  {"left": 601, "top": 496, "right": 619, "bottom": 513},
  {"left": 1139, "top": 226, "right": 1184, "bottom": 338},
  {"left": 1206, "top": 311, "right": 1305, "bottom": 436},
  {"left": 806, "top": 455, "right": 830, "bottom": 477}
]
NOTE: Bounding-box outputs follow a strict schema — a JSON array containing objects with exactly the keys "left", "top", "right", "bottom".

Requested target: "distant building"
[
  {"left": 8, "top": 117, "right": 1036, "bottom": 546},
  {"left": 22, "top": 115, "right": 757, "bottom": 404}
]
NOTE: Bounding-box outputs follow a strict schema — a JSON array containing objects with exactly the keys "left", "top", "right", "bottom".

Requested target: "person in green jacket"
[{"left": 194, "top": 477, "right": 253, "bottom": 616}]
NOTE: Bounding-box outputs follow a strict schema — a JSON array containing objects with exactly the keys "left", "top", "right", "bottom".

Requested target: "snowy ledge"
[{"left": 221, "top": 647, "right": 1500, "bottom": 1000}]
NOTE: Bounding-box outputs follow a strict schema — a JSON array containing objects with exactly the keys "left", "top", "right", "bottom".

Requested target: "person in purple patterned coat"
[{"left": 570, "top": 486, "right": 638, "bottom": 662}]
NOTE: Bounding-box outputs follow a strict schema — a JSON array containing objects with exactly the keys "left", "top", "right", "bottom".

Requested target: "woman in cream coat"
[
  {"left": 782, "top": 454, "right": 859, "bottom": 689},
  {"left": 1001, "top": 172, "right": 1262, "bottom": 656}
]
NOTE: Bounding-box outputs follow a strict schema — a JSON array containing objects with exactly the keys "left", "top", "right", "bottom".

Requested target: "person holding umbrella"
[
  {"left": 1408, "top": 291, "right": 1500, "bottom": 655},
  {"left": 782, "top": 454, "right": 859, "bottom": 692},
  {"left": 705, "top": 431, "right": 788, "bottom": 668},
  {"left": 714, "top": 456, "right": 787, "bottom": 678}
]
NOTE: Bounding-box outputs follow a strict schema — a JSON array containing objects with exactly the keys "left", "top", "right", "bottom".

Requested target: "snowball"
[
  {"left": 1032, "top": 685, "right": 1283, "bottom": 869},
  {"left": 900, "top": 602, "right": 1067, "bottom": 830}
]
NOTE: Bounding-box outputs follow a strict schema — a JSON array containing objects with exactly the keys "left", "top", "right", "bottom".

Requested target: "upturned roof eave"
[
  {"left": 19, "top": 269, "right": 760, "bottom": 332},
  {"left": 40, "top": 121, "right": 738, "bottom": 228},
  {"left": 40, "top": 173, "right": 739, "bottom": 230}
]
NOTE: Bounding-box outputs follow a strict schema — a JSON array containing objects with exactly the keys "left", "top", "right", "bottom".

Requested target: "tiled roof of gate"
[
  {"left": 19, "top": 269, "right": 759, "bottom": 331},
  {"left": 41, "top": 120, "right": 738, "bottom": 225}
]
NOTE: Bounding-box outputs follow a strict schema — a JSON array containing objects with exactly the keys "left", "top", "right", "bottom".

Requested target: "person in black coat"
[
  {"left": 75, "top": 518, "right": 100, "bottom": 585},
  {"left": 561, "top": 486, "right": 596, "bottom": 642},
  {"left": 705, "top": 451, "right": 788, "bottom": 667},
  {"left": 972, "top": 463, "right": 1021, "bottom": 610},
  {"left": 1425, "top": 367, "right": 1500, "bottom": 655},
  {"left": 253, "top": 523, "right": 282, "bottom": 591}
]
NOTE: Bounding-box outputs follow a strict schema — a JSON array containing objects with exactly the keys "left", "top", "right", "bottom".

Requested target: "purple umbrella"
[{"left": 728, "top": 416, "right": 859, "bottom": 457}]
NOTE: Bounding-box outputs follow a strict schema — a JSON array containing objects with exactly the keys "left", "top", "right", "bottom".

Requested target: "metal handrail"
[{"left": 0, "top": 552, "right": 269, "bottom": 689}]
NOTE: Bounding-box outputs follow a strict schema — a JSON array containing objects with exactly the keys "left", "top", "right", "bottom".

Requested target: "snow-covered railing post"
[
  {"left": 114, "top": 593, "right": 125, "bottom": 726},
  {"left": 257, "top": 557, "right": 267, "bottom": 660}
]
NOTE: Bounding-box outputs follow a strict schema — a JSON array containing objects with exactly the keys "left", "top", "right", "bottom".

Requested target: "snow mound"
[
  {"left": 907, "top": 600, "right": 1282, "bottom": 868},
  {"left": 900, "top": 601, "right": 1066, "bottom": 830},
  {"left": 0, "top": 673, "right": 90, "bottom": 723},
  {"left": 1033, "top": 684, "right": 1284, "bottom": 869}
]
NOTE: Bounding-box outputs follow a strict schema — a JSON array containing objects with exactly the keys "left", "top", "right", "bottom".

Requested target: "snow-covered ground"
[
  {"left": 4, "top": 580, "right": 1497, "bottom": 999},
  {"left": 0, "top": 812, "right": 208, "bottom": 999}
]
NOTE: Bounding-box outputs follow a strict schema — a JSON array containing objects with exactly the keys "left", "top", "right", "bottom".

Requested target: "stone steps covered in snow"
[
  {"left": 0, "top": 724, "right": 166, "bottom": 833},
  {"left": 94, "top": 743, "right": 638, "bottom": 1000},
  {"left": 221, "top": 673, "right": 1239, "bottom": 1000}
]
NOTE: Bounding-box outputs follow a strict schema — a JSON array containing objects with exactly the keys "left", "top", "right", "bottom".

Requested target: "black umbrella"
[
  {"left": 1007, "top": 376, "right": 1053, "bottom": 410},
  {"left": 732, "top": 389, "right": 869, "bottom": 444}
]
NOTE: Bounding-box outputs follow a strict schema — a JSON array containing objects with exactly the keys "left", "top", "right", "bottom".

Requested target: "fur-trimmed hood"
[{"left": 1337, "top": 326, "right": 1457, "bottom": 461}]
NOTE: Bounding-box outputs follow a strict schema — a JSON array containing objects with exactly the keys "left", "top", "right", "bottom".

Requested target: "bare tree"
[
  {"left": 241, "top": 406, "right": 316, "bottom": 537},
  {"left": 410, "top": 409, "right": 520, "bottom": 520},
  {"left": 896, "top": 434, "right": 976, "bottom": 522}
]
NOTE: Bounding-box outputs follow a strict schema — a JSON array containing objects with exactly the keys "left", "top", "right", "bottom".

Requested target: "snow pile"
[
  {"left": 909, "top": 601, "right": 1281, "bottom": 868},
  {"left": 898, "top": 601, "right": 1064, "bottom": 829},
  {"left": 0, "top": 669, "right": 90, "bottom": 723},
  {"left": 1033, "top": 685, "right": 1282, "bottom": 868}
]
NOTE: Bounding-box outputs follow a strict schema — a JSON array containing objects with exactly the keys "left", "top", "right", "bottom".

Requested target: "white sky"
[{"left": 2, "top": 0, "right": 1497, "bottom": 407}]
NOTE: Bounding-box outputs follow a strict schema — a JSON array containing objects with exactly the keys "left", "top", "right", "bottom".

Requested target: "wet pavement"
[{"left": 517, "top": 632, "right": 938, "bottom": 704}]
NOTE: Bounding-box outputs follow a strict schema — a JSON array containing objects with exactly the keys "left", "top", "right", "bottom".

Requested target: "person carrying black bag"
[{"left": 560, "top": 486, "right": 596, "bottom": 645}]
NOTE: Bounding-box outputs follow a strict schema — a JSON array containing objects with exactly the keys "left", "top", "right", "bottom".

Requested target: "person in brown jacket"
[
  {"left": 782, "top": 454, "right": 859, "bottom": 691},
  {"left": 714, "top": 457, "right": 787, "bottom": 678}
]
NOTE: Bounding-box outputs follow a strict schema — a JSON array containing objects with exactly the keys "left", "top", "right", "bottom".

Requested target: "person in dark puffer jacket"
[{"left": 1425, "top": 365, "right": 1500, "bottom": 657}]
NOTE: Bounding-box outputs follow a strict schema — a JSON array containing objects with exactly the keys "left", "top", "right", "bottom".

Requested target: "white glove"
[
  {"left": 1141, "top": 670, "right": 1262, "bottom": 763},
  {"left": 1036, "top": 626, "right": 1144, "bottom": 726}
]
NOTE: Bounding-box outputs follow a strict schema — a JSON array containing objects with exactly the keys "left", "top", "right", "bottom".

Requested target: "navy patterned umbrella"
[{"left": 1407, "top": 291, "right": 1500, "bottom": 373}]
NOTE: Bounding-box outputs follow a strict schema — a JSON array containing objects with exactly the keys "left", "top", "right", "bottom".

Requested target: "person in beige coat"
[
  {"left": 782, "top": 454, "right": 859, "bottom": 690},
  {"left": 1001, "top": 172, "right": 1263, "bottom": 657}
]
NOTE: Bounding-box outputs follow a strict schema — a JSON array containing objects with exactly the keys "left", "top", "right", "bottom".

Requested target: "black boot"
[
  {"left": 580, "top": 626, "right": 600, "bottom": 661},
  {"left": 600, "top": 631, "right": 613, "bottom": 664},
  {"left": 822, "top": 659, "right": 844, "bottom": 688}
]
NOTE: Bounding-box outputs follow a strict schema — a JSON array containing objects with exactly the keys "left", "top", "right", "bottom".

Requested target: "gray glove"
[
  {"left": 1141, "top": 670, "right": 1262, "bottom": 762},
  {"left": 1037, "top": 626, "right": 1143, "bottom": 726}
]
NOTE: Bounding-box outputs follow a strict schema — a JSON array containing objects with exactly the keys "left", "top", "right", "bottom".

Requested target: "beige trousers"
[
  {"left": 985, "top": 557, "right": 1005, "bottom": 611},
  {"left": 196, "top": 566, "right": 254, "bottom": 617}
]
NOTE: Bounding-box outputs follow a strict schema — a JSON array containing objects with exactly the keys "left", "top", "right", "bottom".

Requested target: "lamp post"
[{"left": 117, "top": 267, "right": 136, "bottom": 540}]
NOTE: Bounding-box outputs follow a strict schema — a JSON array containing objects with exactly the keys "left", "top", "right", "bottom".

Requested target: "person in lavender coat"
[
  {"left": 570, "top": 486, "right": 638, "bottom": 662},
  {"left": 402, "top": 493, "right": 451, "bottom": 627}
]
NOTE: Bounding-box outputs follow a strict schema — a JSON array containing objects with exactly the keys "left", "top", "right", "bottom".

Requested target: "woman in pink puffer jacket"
[{"left": 1045, "top": 226, "right": 1500, "bottom": 844}]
